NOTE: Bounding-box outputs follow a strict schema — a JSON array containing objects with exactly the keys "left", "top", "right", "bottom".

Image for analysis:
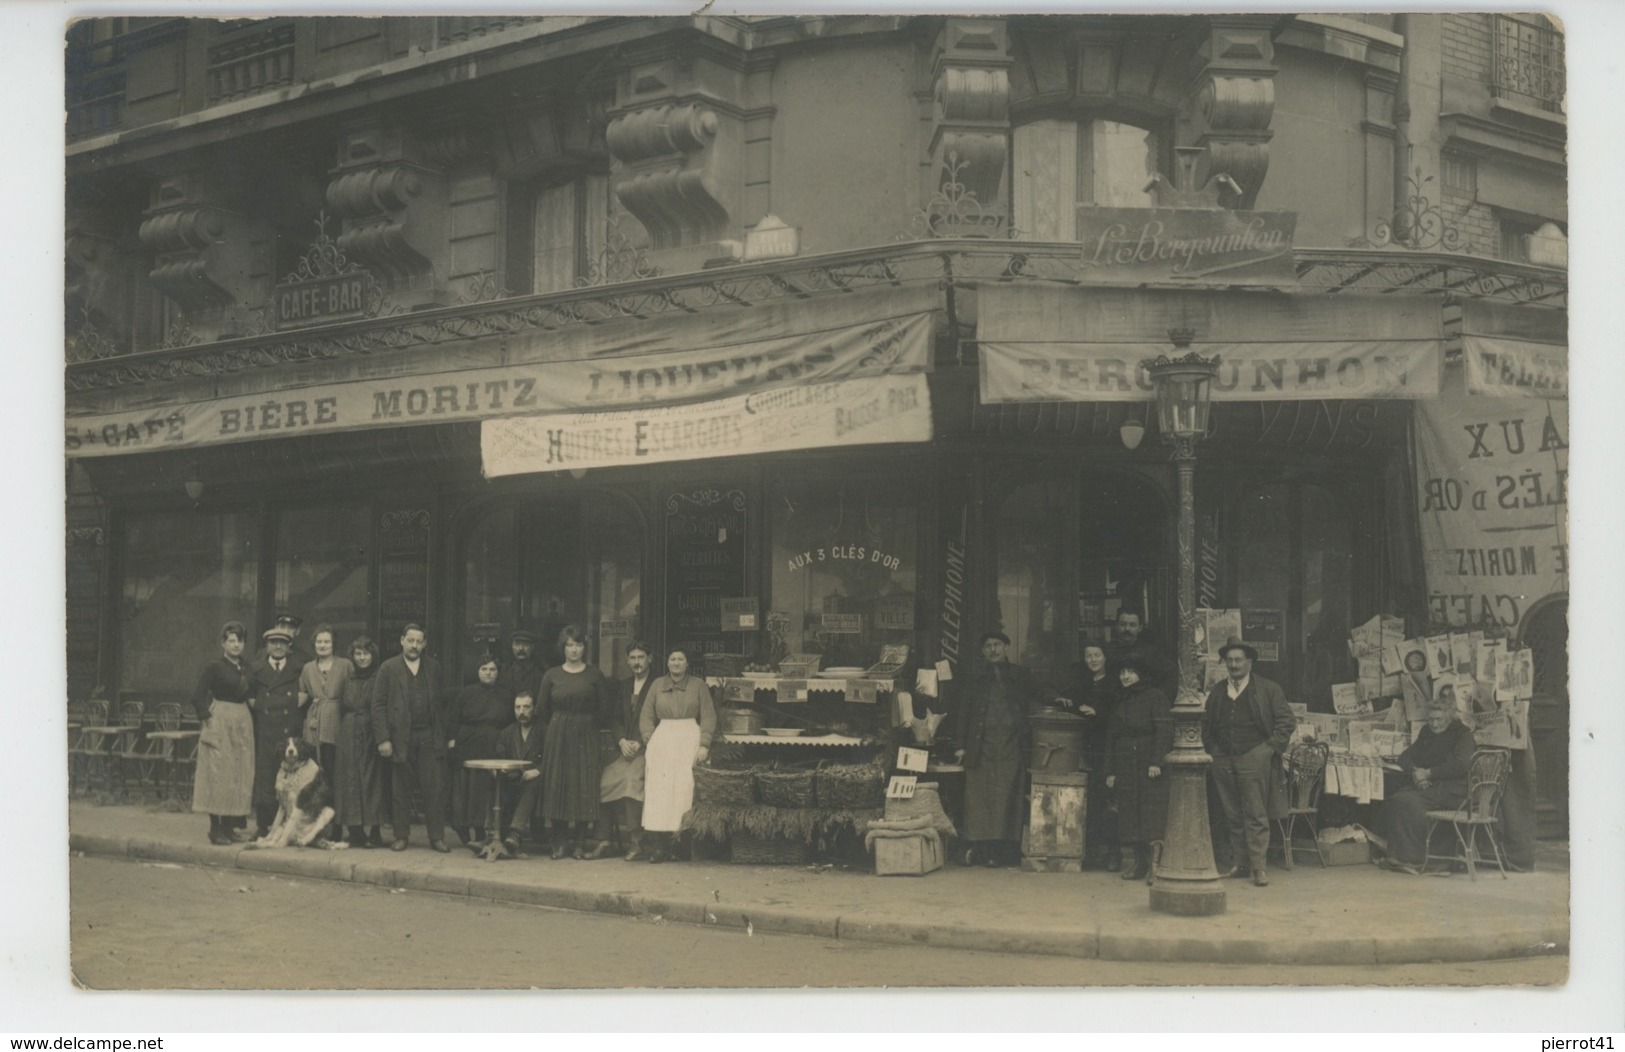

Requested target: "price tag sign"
[
  {"left": 896, "top": 746, "right": 929, "bottom": 773},
  {"left": 886, "top": 775, "right": 918, "bottom": 800}
]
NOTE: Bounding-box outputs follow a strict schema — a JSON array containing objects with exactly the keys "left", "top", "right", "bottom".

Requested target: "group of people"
[
  {"left": 191, "top": 616, "right": 718, "bottom": 863},
  {"left": 949, "top": 611, "right": 1301, "bottom": 888}
]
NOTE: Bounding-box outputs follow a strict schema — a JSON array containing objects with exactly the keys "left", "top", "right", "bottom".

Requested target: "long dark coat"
[
  {"left": 250, "top": 654, "right": 306, "bottom": 812},
  {"left": 371, "top": 654, "right": 446, "bottom": 762},
  {"left": 334, "top": 668, "right": 386, "bottom": 827},
  {"left": 1105, "top": 683, "right": 1174, "bottom": 843}
]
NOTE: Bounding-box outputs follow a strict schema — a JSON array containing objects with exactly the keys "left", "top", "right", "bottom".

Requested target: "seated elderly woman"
[{"left": 1376, "top": 697, "right": 1477, "bottom": 873}]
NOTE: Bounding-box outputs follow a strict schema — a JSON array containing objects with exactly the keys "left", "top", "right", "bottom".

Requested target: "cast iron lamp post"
[{"left": 1143, "top": 332, "right": 1226, "bottom": 916}]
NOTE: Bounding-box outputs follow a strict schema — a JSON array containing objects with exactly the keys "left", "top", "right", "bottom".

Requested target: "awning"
[
  {"left": 1461, "top": 299, "right": 1568, "bottom": 400},
  {"left": 65, "top": 285, "right": 938, "bottom": 458},
  {"left": 978, "top": 285, "right": 1444, "bottom": 403}
]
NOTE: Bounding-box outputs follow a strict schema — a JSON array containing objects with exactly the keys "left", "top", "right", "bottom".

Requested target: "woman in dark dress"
[
  {"left": 191, "top": 620, "right": 255, "bottom": 845},
  {"left": 538, "top": 624, "right": 614, "bottom": 859},
  {"left": 448, "top": 652, "right": 513, "bottom": 846},
  {"left": 1074, "top": 643, "right": 1122, "bottom": 870},
  {"left": 336, "top": 636, "right": 387, "bottom": 848},
  {"left": 1103, "top": 655, "right": 1173, "bottom": 880}
]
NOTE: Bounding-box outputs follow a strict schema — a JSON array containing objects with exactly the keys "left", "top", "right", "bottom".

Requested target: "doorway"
[
  {"left": 1521, "top": 597, "right": 1568, "bottom": 838},
  {"left": 456, "top": 490, "right": 644, "bottom": 687}
]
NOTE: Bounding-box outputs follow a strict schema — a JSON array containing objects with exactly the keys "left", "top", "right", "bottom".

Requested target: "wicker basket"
[
  {"left": 730, "top": 832, "right": 810, "bottom": 865},
  {"left": 755, "top": 767, "right": 818, "bottom": 809},
  {"left": 816, "top": 762, "right": 887, "bottom": 811},
  {"left": 692, "top": 765, "right": 758, "bottom": 808}
]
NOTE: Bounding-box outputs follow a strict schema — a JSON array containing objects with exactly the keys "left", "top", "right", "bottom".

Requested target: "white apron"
[
  {"left": 192, "top": 700, "right": 255, "bottom": 816},
  {"left": 642, "top": 718, "right": 702, "bottom": 832}
]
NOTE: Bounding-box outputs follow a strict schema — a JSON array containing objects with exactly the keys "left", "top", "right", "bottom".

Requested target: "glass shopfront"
[
  {"left": 456, "top": 489, "right": 645, "bottom": 684},
  {"left": 767, "top": 477, "right": 919, "bottom": 670},
  {"left": 117, "top": 510, "right": 258, "bottom": 698}
]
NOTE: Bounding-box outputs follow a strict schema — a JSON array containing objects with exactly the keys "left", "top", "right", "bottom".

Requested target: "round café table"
[{"left": 462, "top": 758, "right": 534, "bottom": 861}]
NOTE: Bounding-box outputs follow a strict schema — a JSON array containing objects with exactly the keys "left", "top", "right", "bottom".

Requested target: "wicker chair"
[
  {"left": 109, "top": 701, "right": 148, "bottom": 799},
  {"left": 1275, "top": 740, "right": 1331, "bottom": 870},
  {"left": 70, "top": 699, "right": 114, "bottom": 797},
  {"left": 1422, "top": 747, "right": 1512, "bottom": 880}
]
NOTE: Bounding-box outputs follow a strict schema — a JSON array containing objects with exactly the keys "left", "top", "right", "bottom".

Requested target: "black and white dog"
[{"left": 247, "top": 737, "right": 346, "bottom": 850}]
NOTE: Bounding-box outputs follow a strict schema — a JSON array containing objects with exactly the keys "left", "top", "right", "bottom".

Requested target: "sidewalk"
[{"left": 68, "top": 802, "right": 1568, "bottom": 966}]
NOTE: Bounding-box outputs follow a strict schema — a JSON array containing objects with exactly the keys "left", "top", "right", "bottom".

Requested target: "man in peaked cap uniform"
[{"left": 249, "top": 625, "right": 307, "bottom": 837}]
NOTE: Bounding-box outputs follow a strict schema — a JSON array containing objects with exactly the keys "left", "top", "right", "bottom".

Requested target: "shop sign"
[
  {"left": 1242, "top": 609, "right": 1283, "bottom": 664},
  {"left": 275, "top": 272, "right": 371, "bottom": 329},
  {"left": 65, "top": 290, "right": 934, "bottom": 458},
  {"left": 599, "top": 619, "right": 631, "bottom": 639},
  {"left": 821, "top": 613, "right": 863, "bottom": 634},
  {"left": 481, "top": 373, "right": 932, "bottom": 476},
  {"left": 720, "top": 597, "right": 758, "bottom": 631},
  {"left": 980, "top": 339, "right": 1440, "bottom": 403},
  {"left": 976, "top": 286, "right": 1443, "bottom": 404},
  {"left": 1461, "top": 299, "right": 1567, "bottom": 401},
  {"left": 1413, "top": 369, "right": 1568, "bottom": 630},
  {"left": 1076, "top": 208, "right": 1297, "bottom": 285},
  {"left": 875, "top": 595, "right": 915, "bottom": 631}
]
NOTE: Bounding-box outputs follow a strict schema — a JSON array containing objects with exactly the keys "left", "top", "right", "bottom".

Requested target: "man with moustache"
[
  {"left": 1203, "top": 637, "right": 1294, "bottom": 887},
  {"left": 372, "top": 623, "right": 450, "bottom": 853},
  {"left": 498, "top": 628, "right": 543, "bottom": 706},
  {"left": 494, "top": 690, "right": 547, "bottom": 851},
  {"left": 588, "top": 641, "right": 659, "bottom": 860}
]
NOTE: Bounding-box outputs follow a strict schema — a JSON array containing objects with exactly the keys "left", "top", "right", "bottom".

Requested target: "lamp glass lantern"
[{"left": 1145, "top": 351, "right": 1220, "bottom": 440}]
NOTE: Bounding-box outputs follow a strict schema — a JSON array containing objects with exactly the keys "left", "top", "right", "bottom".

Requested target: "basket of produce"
[
  {"left": 691, "top": 764, "right": 758, "bottom": 808},
  {"left": 815, "top": 762, "right": 887, "bottom": 811},
  {"left": 754, "top": 765, "right": 818, "bottom": 809}
]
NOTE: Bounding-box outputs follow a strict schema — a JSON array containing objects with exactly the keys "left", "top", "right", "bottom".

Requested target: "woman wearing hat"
[
  {"left": 190, "top": 621, "right": 256, "bottom": 845},
  {"left": 447, "top": 651, "right": 513, "bottom": 847},
  {"left": 1103, "top": 654, "right": 1173, "bottom": 880},
  {"left": 337, "top": 636, "right": 387, "bottom": 848}
]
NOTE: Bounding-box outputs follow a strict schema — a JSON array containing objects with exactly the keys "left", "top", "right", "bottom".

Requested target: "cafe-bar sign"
[
  {"left": 1077, "top": 208, "right": 1297, "bottom": 285},
  {"left": 275, "top": 271, "right": 373, "bottom": 329}
]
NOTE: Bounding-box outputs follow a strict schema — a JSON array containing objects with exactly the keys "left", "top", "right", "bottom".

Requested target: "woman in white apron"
[
  {"left": 191, "top": 621, "right": 256, "bottom": 845},
  {"left": 638, "top": 647, "right": 718, "bottom": 863}
]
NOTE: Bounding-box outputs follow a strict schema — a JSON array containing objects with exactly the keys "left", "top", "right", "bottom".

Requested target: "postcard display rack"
[
  {"left": 1211, "top": 612, "right": 1539, "bottom": 808},
  {"left": 686, "top": 648, "right": 905, "bottom": 863}
]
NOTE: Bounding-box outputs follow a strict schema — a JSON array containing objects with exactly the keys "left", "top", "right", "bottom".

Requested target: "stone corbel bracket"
[
  {"left": 326, "top": 121, "right": 450, "bottom": 293},
  {"left": 929, "top": 18, "right": 1013, "bottom": 223},
  {"left": 606, "top": 102, "right": 729, "bottom": 247},
  {"left": 137, "top": 172, "right": 269, "bottom": 318},
  {"left": 1188, "top": 17, "right": 1279, "bottom": 210},
  {"left": 604, "top": 43, "right": 752, "bottom": 254}
]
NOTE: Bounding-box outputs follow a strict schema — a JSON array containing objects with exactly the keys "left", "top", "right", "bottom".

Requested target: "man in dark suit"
[
  {"left": 497, "top": 628, "right": 543, "bottom": 706},
  {"left": 1203, "top": 637, "right": 1294, "bottom": 887},
  {"left": 494, "top": 690, "right": 546, "bottom": 851},
  {"left": 250, "top": 626, "right": 307, "bottom": 838},
  {"left": 589, "top": 641, "right": 659, "bottom": 859},
  {"left": 371, "top": 623, "right": 450, "bottom": 853}
]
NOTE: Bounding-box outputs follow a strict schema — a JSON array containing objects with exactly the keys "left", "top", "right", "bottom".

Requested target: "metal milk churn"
[{"left": 1022, "top": 709, "right": 1089, "bottom": 872}]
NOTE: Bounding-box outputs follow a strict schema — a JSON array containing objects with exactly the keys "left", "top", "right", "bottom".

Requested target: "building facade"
[{"left": 65, "top": 14, "right": 1568, "bottom": 830}]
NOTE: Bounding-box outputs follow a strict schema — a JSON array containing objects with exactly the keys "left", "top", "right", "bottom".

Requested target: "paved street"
[{"left": 71, "top": 855, "right": 1563, "bottom": 990}]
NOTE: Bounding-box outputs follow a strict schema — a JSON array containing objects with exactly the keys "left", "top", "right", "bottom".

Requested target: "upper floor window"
[
  {"left": 1492, "top": 13, "right": 1565, "bottom": 113},
  {"left": 1012, "top": 117, "right": 1163, "bottom": 241},
  {"left": 505, "top": 172, "right": 612, "bottom": 294}
]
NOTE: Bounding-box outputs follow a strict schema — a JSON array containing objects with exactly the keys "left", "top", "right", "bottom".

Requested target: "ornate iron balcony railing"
[
  {"left": 1491, "top": 13, "right": 1565, "bottom": 113},
  {"left": 64, "top": 241, "right": 1568, "bottom": 389}
]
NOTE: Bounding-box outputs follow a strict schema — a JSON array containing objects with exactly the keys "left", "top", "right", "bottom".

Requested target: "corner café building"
[{"left": 65, "top": 212, "right": 1568, "bottom": 831}]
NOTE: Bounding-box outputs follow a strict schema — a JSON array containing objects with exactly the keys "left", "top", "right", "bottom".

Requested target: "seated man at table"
[
  {"left": 494, "top": 690, "right": 546, "bottom": 851},
  {"left": 1376, "top": 697, "right": 1476, "bottom": 873}
]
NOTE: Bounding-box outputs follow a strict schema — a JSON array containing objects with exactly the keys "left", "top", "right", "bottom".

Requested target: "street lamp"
[{"left": 1142, "top": 330, "right": 1226, "bottom": 917}]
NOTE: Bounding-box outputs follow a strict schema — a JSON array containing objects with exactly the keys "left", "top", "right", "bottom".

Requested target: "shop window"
[
  {"left": 1012, "top": 116, "right": 1162, "bottom": 241},
  {"left": 505, "top": 173, "right": 611, "bottom": 294},
  {"left": 769, "top": 479, "right": 917, "bottom": 670},
  {"left": 994, "top": 479, "right": 1069, "bottom": 677},
  {"left": 118, "top": 510, "right": 257, "bottom": 698},
  {"left": 1078, "top": 473, "right": 1169, "bottom": 654},
  {"left": 459, "top": 492, "right": 642, "bottom": 682},
  {"left": 274, "top": 504, "right": 370, "bottom": 651},
  {"left": 1234, "top": 479, "right": 1355, "bottom": 706}
]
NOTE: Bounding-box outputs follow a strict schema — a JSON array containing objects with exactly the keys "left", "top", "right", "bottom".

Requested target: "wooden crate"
[{"left": 873, "top": 833, "right": 943, "bottom": 876}]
